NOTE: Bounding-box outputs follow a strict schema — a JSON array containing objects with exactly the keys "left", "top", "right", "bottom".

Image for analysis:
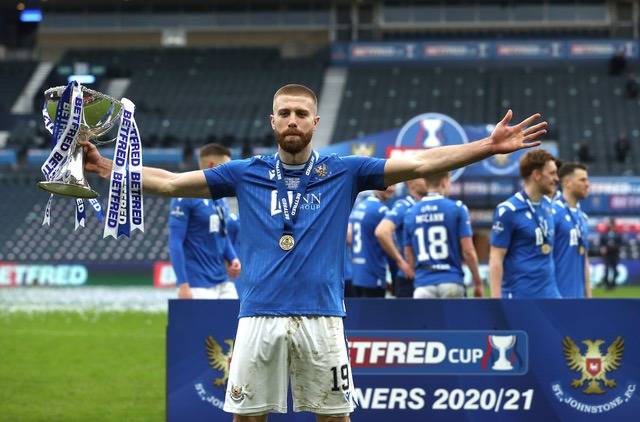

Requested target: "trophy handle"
[{"left": 38, "top": 141, "right": 99, "bottom": 199}]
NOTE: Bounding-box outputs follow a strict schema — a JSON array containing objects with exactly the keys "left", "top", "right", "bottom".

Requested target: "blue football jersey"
[
  {"left": 553, "top": 200, "right": 589, "bottom": 298},
  {"left": 168, "top": 197, "right": 237, "bottom": 288},
  {"left": 349, "top": 196, "right": 389, "bottom": 289},
  {"left": 344, "top": 193, "right": 371, "bottom": 283},
  {"left": 203, "top": 152, "right": 386, "bottom": 317},
  {"left": 403, "top": 194, "right": 472, "bottom": 287},
  {"left": 490, "top": 192, "right": 559, "bottom": 298},
  {"left": 227, "top": 209, "right": 240, "bottom": 248},
  {"left": 382, "top": 195, "right": 417, "bottom": 278}
]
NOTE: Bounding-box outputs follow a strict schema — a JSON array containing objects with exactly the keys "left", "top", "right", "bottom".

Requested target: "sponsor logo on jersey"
[{"left": 270, "top": 190, "right": 322, "bottom": 216}]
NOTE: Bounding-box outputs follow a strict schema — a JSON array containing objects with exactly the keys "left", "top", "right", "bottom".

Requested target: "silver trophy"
[{"left": 38, "top": 85, "right": 123, "bottom": 199}]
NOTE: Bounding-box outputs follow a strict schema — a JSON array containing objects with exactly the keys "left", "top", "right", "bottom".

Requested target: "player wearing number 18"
[{"left": 403, "top": 172, "right": 483, "bottom": 298}]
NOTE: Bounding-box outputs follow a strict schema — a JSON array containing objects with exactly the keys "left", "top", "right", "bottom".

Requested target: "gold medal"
[
  {"left": 579, "top": 246, "right": 585, "bottom": 255},
  {"left": 279, "top": 234, "right": 295, "bottom": 251},
  {"left": 541, "top": 244, "right": 551, "bottom": 255}
]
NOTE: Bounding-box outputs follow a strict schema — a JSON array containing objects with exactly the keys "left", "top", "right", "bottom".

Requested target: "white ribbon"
[
  {"left": 103, "top": 98, "right": 144, "bottom": 238},
  {"left": 40, "top": 81, "right": 83, "bottom": 226}
]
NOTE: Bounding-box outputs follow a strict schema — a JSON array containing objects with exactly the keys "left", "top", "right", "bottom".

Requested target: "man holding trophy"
[{"left": 43, "top": 82, "right": 547, "bottom": 421}]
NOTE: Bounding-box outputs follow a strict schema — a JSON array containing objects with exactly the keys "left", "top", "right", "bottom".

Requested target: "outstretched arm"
[
  {"left": 80, "top": 140, "right": 211, "bottom": 198},
  {"left": 383, "top": 111, "right": 547, "bottom": 186}
]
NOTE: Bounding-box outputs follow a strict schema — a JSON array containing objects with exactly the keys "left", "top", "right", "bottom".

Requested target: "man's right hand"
[
  {"left": 78, "top": 139, "right": 111, "bottom": 178},
  {"left": 177, "top": 283, "right": 193, "bottom": 299},
  {"left": 398, "top": 259, "right": 415, "bottom": 279}
]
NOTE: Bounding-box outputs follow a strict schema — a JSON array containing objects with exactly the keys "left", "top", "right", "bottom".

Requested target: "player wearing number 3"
[
  {"left": 403, "top": 172, "right": 483, "bottom": 298},
  {"left": 80, "top": 83, "right": 546, "bottom": 421}
]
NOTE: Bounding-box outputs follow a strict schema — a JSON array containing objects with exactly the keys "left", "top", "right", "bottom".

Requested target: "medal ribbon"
[
  {"left": 520, "top": 190, "right": 550, "bottom": 244},
  {"left": 274, "top": 152, "right": 316, "bottom": 239}
]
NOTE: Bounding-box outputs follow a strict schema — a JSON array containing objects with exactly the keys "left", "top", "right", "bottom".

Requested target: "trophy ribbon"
[
  {"left": 75, "top": 198, "right": 86, "bottom": 230},
  {"left": 40, "top": 81, "right": 83, "bottom": 226},
  {"left": 103, "top": 98, "right": 144, "bottom": 239}
]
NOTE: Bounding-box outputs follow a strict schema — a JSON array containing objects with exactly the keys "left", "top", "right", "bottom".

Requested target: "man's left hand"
[{"left": 227, "top": 259, "right": 241, "bottom": 278}]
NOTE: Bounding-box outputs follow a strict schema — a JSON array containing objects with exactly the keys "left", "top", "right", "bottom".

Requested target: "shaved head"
[{"left": 273, "top": 84, "right": 318, "bottom": 115}]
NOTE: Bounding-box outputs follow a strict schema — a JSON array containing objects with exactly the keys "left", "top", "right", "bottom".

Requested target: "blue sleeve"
[
  {"left": 227, "top": 212, "right": 239, "bottom": 245},
  {"left": 552, "top": 204, "right": 561, "bottom": 231},
  {"left": 342, "top": 155, "right": 387, "bottom": 192},
  {"left": 490, "top": 205, "right": 514, "bottom": 249},
  {"left": 457, "top": 202, "right": 473, "bottom": 238},
  {"left": 383, "top": 202, "right": 405, "bottom": 227},
  {"left": 224, "top": 236, "right": 238, "bottom": 262},
  {"left": 168, "top": 199, "right": 190, "bottom": 286},
  {"left": 203, "top": 159, "right": 248, "bottom": 200},
  {"left": 403, "top": 212, "right": 414, "bottom": 247}
]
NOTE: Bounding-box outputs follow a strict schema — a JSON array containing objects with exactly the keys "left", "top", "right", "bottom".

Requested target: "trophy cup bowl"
[
  {"left": 37, "top": 85, "right": 123, "bottom": 199},
  {"left": 489, "top": 335, "right": 516, "bottom": 371}
]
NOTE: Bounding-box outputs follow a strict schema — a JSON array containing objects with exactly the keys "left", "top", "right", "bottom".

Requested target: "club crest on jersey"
[
  {"left": 170, "top": 206, "right": 185, "bottom": 217},
  {"left": 314, "top": 163, "right": 328, "bottom": 178},
  {"left": 551, "top": 336, "right": 637, "bottom": 414}
]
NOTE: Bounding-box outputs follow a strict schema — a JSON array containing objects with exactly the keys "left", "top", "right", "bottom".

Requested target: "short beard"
[{"left": 274, "top": 129, "right": 313, "bottom": 155}]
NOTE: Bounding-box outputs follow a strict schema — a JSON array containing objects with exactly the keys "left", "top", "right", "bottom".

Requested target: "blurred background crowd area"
[{"left": 1, "top": 0, "right": 639, "bottom": 290}]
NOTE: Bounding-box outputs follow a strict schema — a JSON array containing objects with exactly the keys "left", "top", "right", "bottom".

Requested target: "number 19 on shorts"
[{"left": 331, "top": 364, "right": 350, "bottom": 391}]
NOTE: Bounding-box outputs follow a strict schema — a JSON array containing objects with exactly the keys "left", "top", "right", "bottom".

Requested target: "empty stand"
[
  {"left": 334, "top": 62, "right": 640, "bottom": 175},
  {"left": 0, "top": 172, "right": 171, "bottom": 263}
]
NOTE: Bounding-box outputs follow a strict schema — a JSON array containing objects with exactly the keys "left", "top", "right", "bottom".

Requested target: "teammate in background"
[
  {"left": 489, "top": 150, "right": 560, "bottom": 299},
  {"left": 403, "top": 173, "right": 483, "bottom": 298},
  {"left": 375, "top": 178, "right": 428, "bottom": 297},
  {"left": 551, "top": 157, "right": 564, "bottom": 200},
  {"left": 169, "top": 144, "right": 241, "bottom": 299},
  {"left": 344, "top": 225, "right": 355, "bottom": 297},
  {"left": 81, "top": 83, "right": 546, "bottom": 421},
  {"left": 226, "top": 208, "right": 240, "bottom": 248},
  {"left": 552, "top": 162, "right": 591, "bottom": 298},
  {"left": 600, "top": 217, "right": 623, "bottom": 290},
  {"left": 349, "top": 186, "right": 396, "bottom": 297}
]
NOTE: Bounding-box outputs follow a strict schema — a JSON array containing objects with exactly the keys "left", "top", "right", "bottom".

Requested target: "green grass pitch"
[
  {"left": 0, "top": 311, "right": 166, "bottom": 422},
  {"left": 1, "top": 286, "right": 638, "bottom": 421}
]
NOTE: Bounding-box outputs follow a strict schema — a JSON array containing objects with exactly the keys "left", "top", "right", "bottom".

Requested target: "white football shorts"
[
  {"left": 223, "top": 316, "right": 355, "bottom": 416},
  {"left": 414, "top": 282, "right": 465, "bottom": 299},
  {"left": 181, "top": 281, "right": 238, "bottom": 299}
]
